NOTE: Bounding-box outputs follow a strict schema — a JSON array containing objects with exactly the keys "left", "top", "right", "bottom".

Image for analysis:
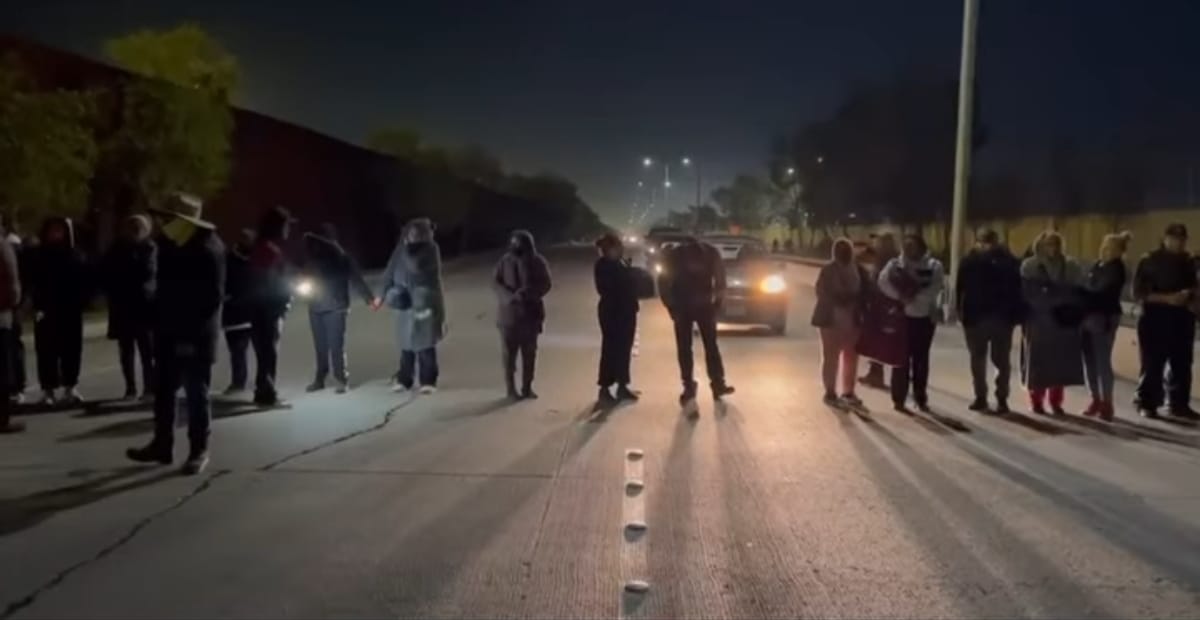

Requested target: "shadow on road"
[
  {"left": 57, "top": 400, "right": 289, "bottom": 443},
  {"left": 0, "top": 467, "right": 176, "bottom": 537},
  {"left": 433, "top": 397, "right": 515, "bottom": 422}
]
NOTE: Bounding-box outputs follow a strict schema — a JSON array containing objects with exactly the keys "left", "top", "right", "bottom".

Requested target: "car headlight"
[
  {"left": 295, "top": 278, "right": 315, "bottom": 298},
  {"left": 760, "top": 274, "right": 786, "bottom": 294},
  {"left": 647, "top": 246, "right": 656, "bottom": 255},
  {"left": 654, "top": 263, "right": 664, "bottom": 274}
]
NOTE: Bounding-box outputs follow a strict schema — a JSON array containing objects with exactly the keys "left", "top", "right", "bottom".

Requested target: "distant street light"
[
  {"left": 664, "top": 180, "right": 672, "bottom": 188},
  {"left": 642, "top": 157, "right": 653, "bottom": 168},
  {"left": 786, "top": 167, "right": 796, "bottom": 176},
  {"left": 681, "top": 157, "right": 691, "bottom": 166},
  {"left": 816, "top": 155, "right": 825, "bottom": 164}
]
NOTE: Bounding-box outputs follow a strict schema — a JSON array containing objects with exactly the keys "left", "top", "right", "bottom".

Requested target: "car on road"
[
  {"left": 639, "top": 226, "right": 691, "bottom": 274},
  {"left": 704, "top": 235, "right": 789, "bottom": 334}
]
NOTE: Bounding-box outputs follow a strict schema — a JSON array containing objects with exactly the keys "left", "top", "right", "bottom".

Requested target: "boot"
[
  {"left": 679, "top": 382, "right": 698, "bottom": 405},
  {"left": 1083, "top": 399, "right": 1100, "bottom": 418},
  {"left": 712, "top": 383, "right": 736, "bottom": 400},
  {"left": 127, "top": 441, "right": 173, "bottom": 466},
  {"left": 1099, "top": 401, "right": 1115, "bottom": 422}
]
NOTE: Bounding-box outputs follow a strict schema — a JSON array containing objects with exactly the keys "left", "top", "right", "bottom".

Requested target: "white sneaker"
[
  {"left": 418, "top": 385, "right": 437, "bottom": 395},
  {"left": 10, "top": 392, "right": 25, "bottom": 405},
  {"left": 63, "top": 387, "right": 84, "bottom": 405},
  {"left": 390, "top": 380, "right": 410, "bottom": 393},
  {"left": 39, "top": 390, "right": 58, "bottom": 406}
]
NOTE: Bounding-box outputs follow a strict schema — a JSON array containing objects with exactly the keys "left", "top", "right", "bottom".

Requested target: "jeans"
[
  {"left": 892, "top": 317, "right": 936, "bottom": 406},
  {"left": 501, "top": 328, "right": 538, "bottom": 392},
  {"left": 34, "top": 312, "right": 82, "bottom": 390},
  {"left": 251, "top": 316, "right": 283, "bottom": 402},
  {"left": 398, "top": 347, "right": 439, "bottom": 388},
  {"left": 1081, "top": 316, "right": 1118, "bottom": 403},
  {"left": 819, "top": 325, "right": 859, "bottom": 396},
  {"left": 152, "top": 348, "right": 212, "bottom": 453},
  {"left": 118, "top": 330, "right": 155, "bottom": 394},
  {"left": 672, "top": 309, "right": 725, "bottom": 389},
  {"left": 598, "top": 312, "right": 636, "bottom": 388},
  {"left": 964, "top": 317, "right": 1014, "bottom": 403},
  {"left": 1136, "top": 305, "right": 1195, "bottom": 410},
  {"left": 225, "top": 328, "right": 252, "bottom": 390},
  {"left": 309, "top": 309, "right": 348, "bottom": 384}
]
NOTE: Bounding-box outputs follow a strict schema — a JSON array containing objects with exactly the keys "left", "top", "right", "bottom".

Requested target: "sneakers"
[
  {"left": 1139, "top": 406, "right": 1161, "bottom": 420},
  {"left": 520, "top": 387, "right": 539, "bottom": 400},
  {"left": 222, "top": 385, "right": 246, "bottom": 397},
  {"left": 995, "top": 399, "right": 1011, "bottom": 415},
  {"left": 62, "top": 387, "right": 83, "bottom": 405},
  {"left": 915, "top": 401, "right": 932, "bottom": 414},
  {"left": 391, "top": 380, "right": 410, "bottom": 393},
  {"left": 253, "top": 394, "right": 288, "bottom": 408},
  {"left": 123, "top": 387, "right": 138, "bottom": 401},
  {"left": 968, "top": 399, "right": 989, "bottom": 413},
  {"left": 679, "top": 383, "right": 698, "bottom": 405},
  {"left": 126, "top": 443, "right": 173, "bottom": 466},
  {"left": 334, "top": 382, "right": 348, "bottom": 394},
  {"left": 712, "top": 384, "right": 736, "bottom": 400},
  {"left": 507, "top": 388, "right": 522, "bottom": 401},
  {"left": 822, "top": 392, "right": 840, "bottom": 406},
  {"left": 598, "top": 387, "right": 618, "bottom": 405},
  {"left": 615, "top": 385, "right": 640, "bottom": 401},
  {"left": 39, "top": 390, "right": 58, "bottom": 407},
  {"left": 305, "top": 381, "right": 325, "bottom": 393},
  {"left": 418, "top": 385, "right": 438, "bottom": 395},
  {"left": 181, "top": 451, "right": 210, "bottom": 476},
  {"left": 841, "top": 393, "right": 863, "bottom": 408}
]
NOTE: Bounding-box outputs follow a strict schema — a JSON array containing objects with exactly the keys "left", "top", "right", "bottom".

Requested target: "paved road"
[{"left": 2, "top": 247, "right": 1199, "bottom": 619}]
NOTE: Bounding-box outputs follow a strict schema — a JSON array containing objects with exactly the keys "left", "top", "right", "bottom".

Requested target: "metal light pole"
[{"left": 948, "top": 0, "right": 979, "bottom": 323}]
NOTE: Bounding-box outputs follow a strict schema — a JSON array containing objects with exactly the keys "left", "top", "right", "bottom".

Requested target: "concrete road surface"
[{"left": 2, "top": 247, "right": 1199, "bottom": 619}]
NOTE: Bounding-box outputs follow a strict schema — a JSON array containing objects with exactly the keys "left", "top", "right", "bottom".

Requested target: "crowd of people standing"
[{"left": 813, "top": 222, "right": 1200, "bottom": 422}]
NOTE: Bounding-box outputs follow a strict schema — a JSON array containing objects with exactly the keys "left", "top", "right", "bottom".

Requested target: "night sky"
[{"left": 7, "top": 0, "right": 1200, "bottom": 225}]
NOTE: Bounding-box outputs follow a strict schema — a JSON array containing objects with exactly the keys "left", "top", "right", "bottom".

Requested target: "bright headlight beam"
[
  {"left": 295, "top": 279, "right": 314, "bottom": 297},
  {"left": 760, "top": 274, "right": 786, "bottom": 294}
]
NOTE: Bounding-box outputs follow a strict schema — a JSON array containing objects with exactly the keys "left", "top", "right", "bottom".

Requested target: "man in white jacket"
[{"left": 878, "top": 234, "right": 945, "bottom": 413}]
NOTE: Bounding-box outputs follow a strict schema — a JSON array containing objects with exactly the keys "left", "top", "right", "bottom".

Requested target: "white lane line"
[{"left": 620, "top": 447, "right": 649, "bottom": 618}]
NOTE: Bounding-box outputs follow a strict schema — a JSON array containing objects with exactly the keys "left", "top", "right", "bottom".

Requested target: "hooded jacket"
[
  {"left": 879, "top": 253, "right": 945, "bottom": 319},
  {"left": 302, "top": 232, "right": 373, "bottom": 313},
  {"left": 28, "top": 217, "right": 90, "bottom": 316},
  {"left": 383, "top": 220, "right": 447, "bottom": 350},
  {"left": 493, "top": 230, "right": 552, "bottom": 331}
]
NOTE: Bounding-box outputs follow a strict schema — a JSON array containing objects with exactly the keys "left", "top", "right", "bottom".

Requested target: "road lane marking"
[{"left": 620, "top": 448, "right": 649, "bottom": 618}]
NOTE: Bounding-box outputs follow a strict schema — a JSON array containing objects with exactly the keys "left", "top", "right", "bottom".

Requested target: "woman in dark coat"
[
  {"left": 593, "top": 233, "right": 639, "bottom": 404},
  {"left": 1081, "top": 231, "right": 1130, "bottom": 421},
  {"left": 28, "top": 216, "right": 90, "bottom": 406},
  {"left": 1020, "top": 230, "right": 1085, "bottom": 415},
  {"left": 380, "top": 218, "right": 446, "bottom": 393},
  {"left": 103, "top": 215, "right": 157, "bottom": 400}
]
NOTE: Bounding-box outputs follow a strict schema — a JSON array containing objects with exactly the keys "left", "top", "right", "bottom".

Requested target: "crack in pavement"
[
  {"left": 258, "top": 395, "right": 417, "bottom": 471},
  {"left": 1, "top": 470, "right": 231, "bottom": 619}
]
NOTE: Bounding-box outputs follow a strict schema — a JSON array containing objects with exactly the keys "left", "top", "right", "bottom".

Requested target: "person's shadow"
[{"left": 0, "top": 467, "right": 176, "bottom": 537}]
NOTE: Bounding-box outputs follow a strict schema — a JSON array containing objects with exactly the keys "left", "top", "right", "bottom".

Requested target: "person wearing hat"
[
  {"left": 301, "top": 222, "right": 376, "bottom": 394},
  {"left": 1133, "top": 222, "right": 1199, "bottom": 419},
  {"left": 127, "top": 193, "right": 225, "bottom": 475},
  {"left": 221, "top": 229, "right": 256, "bottom": 395},
  {"left": 248, "top": 206, "right": 295, "bottom": 407},
  {"left": 593, "top": 232, "right": 640, "bottom": 405}
]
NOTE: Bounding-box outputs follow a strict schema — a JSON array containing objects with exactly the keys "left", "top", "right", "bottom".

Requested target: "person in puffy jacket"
[
  {"left": 955, "top": 228, "right": 1023, "bottom": 414},
  {"left": 28, "top": 216, "right": 90, "bottom": 406},
  {"left": 878, "top": 234, "right": 944, "bottom": 413},
  {"left": 103, "top": 214, "right": 157, "bottom": 401},
  {"left": 493, "top": 230, "right": 551, "bottom": 399},
  {"left": 593, "top": 233, "right": 640, "bottom": 405},
  {"left": 381, "top": 218, "right": 446, "bottom": 393}
]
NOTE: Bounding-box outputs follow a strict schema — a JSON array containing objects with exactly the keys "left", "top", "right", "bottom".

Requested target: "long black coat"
[
  {"left": 594, "top": 256, "right": 638, "bottom": 327},
  {"left": 103, "top": 239, "right": 157, "bottom": 339},
  {"left": 222, "top": 245, "right": 253, "bottom": 330},
  {"left": 154, "top": 230, "right": 226, "bottom": 364}
]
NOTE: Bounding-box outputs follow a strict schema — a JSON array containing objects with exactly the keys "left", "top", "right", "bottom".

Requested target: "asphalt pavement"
[{"left": 2, "top": 247, "right": 1199, "bottom": 619}]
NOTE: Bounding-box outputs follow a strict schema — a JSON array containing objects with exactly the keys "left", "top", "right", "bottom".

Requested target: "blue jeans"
[
  {"left": 309, "top": 309, "right": 348, "bottom": 384},
  {"left": 153, "top": 349, "right": 213, "bottom": 452},
  {"left": 1081, "top": 316, "right": 1118, "bottom": 402}
]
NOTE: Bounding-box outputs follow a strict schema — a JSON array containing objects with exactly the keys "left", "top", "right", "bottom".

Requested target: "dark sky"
[{"left": 7, "top": 0, "right": 1200, "bottom": 225}]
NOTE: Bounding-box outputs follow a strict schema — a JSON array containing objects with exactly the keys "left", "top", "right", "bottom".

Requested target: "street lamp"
[
  {"left": 643, "top": 157, "right": 653, "bottom": 168},
  {"left": 947, "top": 0, "right": 979, "bottom": 324},
  {"left": 785, "top": 167, "right": 796, "bottom": 176}
]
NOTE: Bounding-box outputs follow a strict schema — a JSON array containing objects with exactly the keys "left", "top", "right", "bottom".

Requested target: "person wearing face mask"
[
  {"left": 102, "top": 214, "right": 158, "bottom": 401},
  {"left": 878, "top": 234, "right": 945, "bottom": 413},
  {"left": 593, "top": 233, "right": 640, "bottom": 405},
  {"left": 27, "top": 216, "right": 91, "bottom": 407},
  {"left": 381, "top": 218, "right": 445, "bottom": 393},
  {"left": 1134, "top": 223, "right": 1199, "bottom": 420},
  {"left": 301, "top": 222, "right": 376, "bottom": 394},
  {"left": 812, "top": 238, "right": 869, "bottom": 407},
  {"left": 127, "top": 193, "right": 225, "bottom": 475},
  {"left": 1019, "top": 230, "right": 1085, "bottom": 415},
  {"left": 493, "top": 230, "right": 552, "bottom": 399}
]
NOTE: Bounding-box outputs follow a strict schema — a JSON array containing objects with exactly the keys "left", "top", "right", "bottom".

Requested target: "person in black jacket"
[
  {"left": 659, "top": 235, "right": 734, "bottom": 404},
  {"left": 248, "top": 207, "right": 295, "bottom": 407},
  {"left": 1133, "top": 223, "right": 1198, "bottom": 420},
  {"left": 301, "top": 223, "right": 375, "bottom": 393},
  {"left": 28, "top": 216, "right": 90, "bottom": 407},
  {"left": 221, "top": 229, "right": 255, "bottom": 395},
  {"left": 103, "top": 215, "right": 157, "bottom": 400},
  {"left": 955, "top": 229, "right": 1023, "bottom": 414},
  {"left": 1081, "top": 232, "right": 1130, "bottom": 421},
  {"left": 594, "top": 233, "right": 640, "bottom": 405},
  {"left": 127, "top": 193, "right": 225, "bottom": 475}
]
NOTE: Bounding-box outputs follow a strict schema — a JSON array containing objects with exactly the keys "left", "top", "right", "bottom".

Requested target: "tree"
[
  {"left": 367, "top": 127, "right": 425, "bottom": 161},
  {"left": 102, "top": 25, "right": 238, "bottom": 210},
  {"left": 0, "top": 55, "right": 98, "bottom": 226},
  {"left": 711, "top": 175, "right": 775, "bottom": 230},
  {"left": 445, "top": 144, "right": 504, "bottom": 189}
]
